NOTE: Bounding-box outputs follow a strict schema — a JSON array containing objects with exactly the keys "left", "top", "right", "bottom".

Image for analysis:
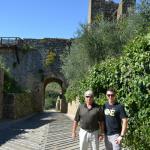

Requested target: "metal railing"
[{"left": 0, "top": 37, "right": 23, "bottom": 46}]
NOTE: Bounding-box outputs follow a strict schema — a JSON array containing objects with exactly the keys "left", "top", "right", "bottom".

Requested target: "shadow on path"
[{"left": 0, "top": 111, "right": 56, "bottom": 145}]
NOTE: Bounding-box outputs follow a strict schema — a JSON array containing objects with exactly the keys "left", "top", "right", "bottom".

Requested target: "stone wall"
[
  {"left": 56, "top": 95, "right": 68, "bottom": 113},
  {"left": 67, "top": 98, "right": 80, "bottom": 118},
  {"left": 117, "top": 0, "right": 136, "bottom": 19},
  {"left": 88, "top": 0, "right": 136, "bottom": 23},
  {"left": 3, "top": 93, "right": 35, "bottom": 119},
  {"left": 88, "top": 0, "right": 118, "bottom": 23},
  {"left": 14, "top": 93, "right": 35, "bottom": 118},
  {"left": 0, "top": 69, "right": 4, "bottom": 119},
  {"left": 0, "top": 38, "right": 70, "bottom": 91},
  {"left": 0, "top": 38, "right": 70, "bottom": 118}
]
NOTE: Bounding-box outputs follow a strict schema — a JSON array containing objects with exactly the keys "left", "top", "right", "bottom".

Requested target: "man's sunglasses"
[
  {"left": 85, "top": 96, "right": 93, "bottom": 98},
  {"left": 107, "top": 94, "right": 115, "bottom": 97}
]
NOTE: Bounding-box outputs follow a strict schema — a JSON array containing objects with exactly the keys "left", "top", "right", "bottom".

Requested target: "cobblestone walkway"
[{"left": 0, "top": 110, "right": 105, "bottom": 150}]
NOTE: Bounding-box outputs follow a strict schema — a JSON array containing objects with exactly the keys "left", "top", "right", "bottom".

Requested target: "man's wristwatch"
[{"left": 120, "top": 135, "right": 124, "bottom": 138}]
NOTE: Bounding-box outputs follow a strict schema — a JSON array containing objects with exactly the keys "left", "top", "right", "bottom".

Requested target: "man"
[
  {"left": 72, "top": 90, "right": 104, "bottom": 150},
  {"left": 103, "top": 88, "right": 128, "bottom": 150}
]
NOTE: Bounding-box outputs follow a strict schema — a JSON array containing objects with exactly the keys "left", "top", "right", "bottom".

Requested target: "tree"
[{"left": 61, "top": 1, "right": 150, "bottom": 102}]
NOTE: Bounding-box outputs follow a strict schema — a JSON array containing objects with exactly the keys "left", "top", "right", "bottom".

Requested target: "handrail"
[{"left": 0, "top": 37, "right": 23, "bottom": 46}]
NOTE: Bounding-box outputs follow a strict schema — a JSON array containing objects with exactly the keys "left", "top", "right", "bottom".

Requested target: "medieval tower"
[
  {"left": 88, "top": 0, "right": 136, "bottom": 23},
  {"left": 117, "top": 0, "right": 136, "bottom": 19}
]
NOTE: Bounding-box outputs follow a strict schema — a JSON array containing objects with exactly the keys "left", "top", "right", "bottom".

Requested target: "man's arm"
[
  {"left": 120, "top": 118, "right": 128, "bottom": 136},
  {"left": 72, "top": 121, "right": 78, "bottom": 140},
  {"left": 99, "top": 107, "right": 105, "bottom": 140},
  {"left": 99, "top": 121, "right": 104, "bottom": 141},
  {"left": 72, "top": 105, "right": 80, "bottom": 140},
  {"left": 115, "top": 118, "right": 128, "bottom": 144}
]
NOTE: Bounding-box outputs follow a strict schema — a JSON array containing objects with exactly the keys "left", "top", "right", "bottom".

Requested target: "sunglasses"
[
  {"left": 85, "top": 96, "right": 93, "bottom": 98},
  {"left": 107, "top": 94, "right": 115, "bottom": 97}
]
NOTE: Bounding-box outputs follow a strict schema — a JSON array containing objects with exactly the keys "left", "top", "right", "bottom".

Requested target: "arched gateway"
[
  {"left": 0, "top": 37, "right": 71, "bottom": 119},
  {"left": 44, "top": 73, "right": 68, "bottom": 113}
]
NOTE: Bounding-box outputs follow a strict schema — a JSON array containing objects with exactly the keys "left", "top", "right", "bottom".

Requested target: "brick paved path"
[{"left": 0, "top": 110, "right": 105, "bottom": 150}]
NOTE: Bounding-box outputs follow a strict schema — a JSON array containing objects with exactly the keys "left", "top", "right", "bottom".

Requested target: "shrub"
[{"left": 78, "top": 34, "right": 150, "bottom": 149}]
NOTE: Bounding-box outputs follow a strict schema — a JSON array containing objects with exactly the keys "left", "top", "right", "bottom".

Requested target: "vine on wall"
[{"left": 45, "top": 51, "right": 56, "bottom": 66}]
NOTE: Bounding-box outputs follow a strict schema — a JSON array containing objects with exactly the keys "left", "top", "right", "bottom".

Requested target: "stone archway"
[
  {"left": 44, "top": 77, "right": 68, "bottom": 113},
  {"left": 0, "top": 38, "right": 71, "bottom": 118}
]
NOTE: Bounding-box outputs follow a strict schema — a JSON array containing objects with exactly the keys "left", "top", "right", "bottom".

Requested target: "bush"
[
  {"left": 62, "top": 1, "right": 150, "bottom": 103},
  {"left": 77, "top": 34, "right": 150, "bottom": 149}
]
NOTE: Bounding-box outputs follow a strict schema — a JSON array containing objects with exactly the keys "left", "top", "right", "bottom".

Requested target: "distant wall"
[
  {"left": 0, "top": 69, "right": 4, "bottom": 119},
  {"left": 55, "top": 95, "right": 68, "bottom": 113},
  {"left": 67, "top": 98, "right": 80, "bottom": 118}
]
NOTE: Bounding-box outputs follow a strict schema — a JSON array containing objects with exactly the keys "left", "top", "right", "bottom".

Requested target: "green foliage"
[
  {"left": 118, "top": 35, "right": 150, "bottom": 150},
  {"left": 44, "top": 82, "right": 61, "bottom": 109},
  {"left": 62, "top": 20, "right": 125, "bottom": 100},
  {"left": 64, "top": 81, "right": 83, "bottom": 102},
  {"left": 77, "top": 34, "right": 150, "bottom": 149},
  {"left": 61, "top": 39, "right": 91, "bottom": 84},
  {"left": 138, "top": 0, "right": 150, "bottom": 32},
  {"left": 4, "top": 72, "right": 22, "bottom": 93},
  {"left": 61, "top": 2, "right": 149, "bottom": 103},
  {"left": 0, "top": 56, "right": 9, "bottom": 72},
  {"left": 61, "top": 2, "right": 150, "bottom": 148},
  {"left": 80, "top": 21, "right": 122, "bottom": 63},
  {"left": 21, "top": 43, "right": 34, "bottom": 53},
  {"left": 0, "top": 56, "right": 22, "bottom": 93},
  {"left": 45, "top": 82, "right": 61, "bottom": 93},
  {"left": 44, "top": 92, "right": 59, "bottom": 109}
]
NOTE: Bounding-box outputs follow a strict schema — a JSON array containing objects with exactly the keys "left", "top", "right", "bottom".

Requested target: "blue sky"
[{"left": 0, "top": 0, "right": 141, "bottom": 39}]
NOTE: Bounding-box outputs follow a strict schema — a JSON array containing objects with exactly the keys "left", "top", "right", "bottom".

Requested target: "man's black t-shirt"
[{"left": 103, "top": 102, "right": 127, "bottom": 135}]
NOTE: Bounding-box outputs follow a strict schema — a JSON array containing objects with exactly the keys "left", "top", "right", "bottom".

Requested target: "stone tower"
[
  {"left": 117, "top": 0, "right": 136, "bottom": 19},
  {"left": 88, "top": 0, "right": 136, "bottom": 23},
  {"left": 88, "top": 0, "right": 118, "bottom": 23}
]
